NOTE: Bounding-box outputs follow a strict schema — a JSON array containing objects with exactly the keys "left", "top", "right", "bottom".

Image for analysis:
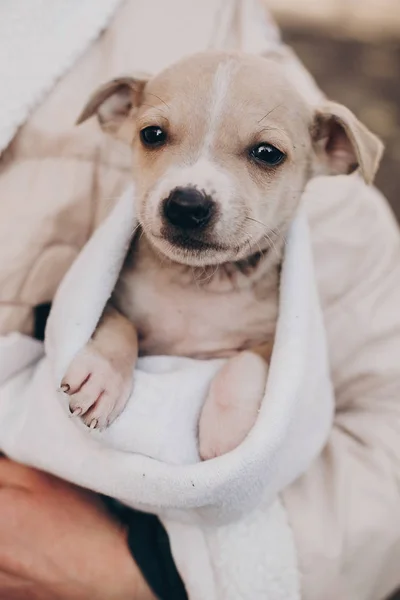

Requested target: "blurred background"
[{"left": 267, "top": 0, "right": 400, "bottom": 220}]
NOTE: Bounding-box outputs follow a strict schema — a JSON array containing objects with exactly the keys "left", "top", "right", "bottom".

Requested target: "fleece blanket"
[
  {"left": 0, "top": 1, "right": 333, "bottom": 598},
  {"left": 0, "top": 184, "right": 334, "bottom": 599},
  {"left": 0, "top": 0, "right": 124, "bottom": 156}
]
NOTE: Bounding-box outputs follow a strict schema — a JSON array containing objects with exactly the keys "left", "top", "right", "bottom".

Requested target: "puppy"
[{"left": 61, "top": 51, "right": 383, "bottom": 460}]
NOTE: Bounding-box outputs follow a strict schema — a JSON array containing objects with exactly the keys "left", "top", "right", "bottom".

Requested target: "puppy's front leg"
[
  {"left": 199, "top": 342, "right": 273, "bottom": 460},
  {"left": 61, "top": 304, "right": 138, "bottom": 430}
]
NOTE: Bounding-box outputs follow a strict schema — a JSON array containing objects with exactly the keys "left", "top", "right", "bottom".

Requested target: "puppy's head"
[{"left": 78, "top": 52, "right": 383, "bottom": 266}]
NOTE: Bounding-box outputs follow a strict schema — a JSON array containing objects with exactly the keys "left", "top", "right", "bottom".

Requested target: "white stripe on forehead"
[{"left": 201, "top": 59, "right": 236, "bottom": 156}]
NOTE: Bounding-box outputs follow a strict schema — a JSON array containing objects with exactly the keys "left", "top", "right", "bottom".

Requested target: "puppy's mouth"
[
  {"left": 159, "top": 228, "right": 228, "bottom": 253},
  {"left": 150, "top": 228, "right": 230, "bottom": 263},
  {"left": 147, "top": 227, "right": 267, "bottom": 268}
]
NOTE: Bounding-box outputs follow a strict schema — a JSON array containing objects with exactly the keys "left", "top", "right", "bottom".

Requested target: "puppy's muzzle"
[{"left": 162, "top": 187, "right": 215, "bottom": 231}]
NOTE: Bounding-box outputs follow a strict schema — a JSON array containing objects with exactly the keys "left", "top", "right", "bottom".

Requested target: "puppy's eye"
[
  {"left": 249, "top": 143, "right": 285, "bottom": 166},
  {"left": 140, "top": 126, "right": 167, "bottom": 147}
]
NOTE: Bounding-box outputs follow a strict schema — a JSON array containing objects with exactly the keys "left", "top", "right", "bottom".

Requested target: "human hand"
[{"left": 0, "top": 458, "right": 155, "bottom": 600}]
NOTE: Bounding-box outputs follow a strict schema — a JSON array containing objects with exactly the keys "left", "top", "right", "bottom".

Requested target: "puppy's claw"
[{"left": 63, "top": 346, "right": 133, "bottom": 432}]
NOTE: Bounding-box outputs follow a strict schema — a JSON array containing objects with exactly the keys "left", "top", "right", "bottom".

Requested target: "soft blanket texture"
[
  {"left": 0, "top": 0, "right": 123, "bottom": 155},
  {"left": 0, "top": 184, "right": 334, "bottom": 598}
]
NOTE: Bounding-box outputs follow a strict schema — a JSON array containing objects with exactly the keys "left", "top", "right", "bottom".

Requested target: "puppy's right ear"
[{"left": 76, "top": 74, "right": 150, "bottom": 140}]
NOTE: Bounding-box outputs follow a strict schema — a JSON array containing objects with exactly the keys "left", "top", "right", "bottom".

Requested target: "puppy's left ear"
[
  {"left": 76, "top": 73, "right": 150, "bottom": 141},
  {"left": 311, "top": 101, "right": 384, "bottom": 184}
]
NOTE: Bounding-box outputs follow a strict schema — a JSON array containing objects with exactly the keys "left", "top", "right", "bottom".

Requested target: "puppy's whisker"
[
  {"left": 190, "top": 267, "right": 203, "bottom": 290},
  {"left": 255, "top": 239, "right": 266, "bottom": 259},
  {"left": 244, "top": 218, "right": 284, "bottom": 260},
  {"left": 259, "top": 125, "right": 286, "bottom": 137},
  {"left": 141, "top": 103, "right": 160, "bottom": 110},
  {"left": 257, "top": 103, "right": 284, "bottom": 124},
  {"left": 191, "top": 266, "right": 206, "bottom": 287},
  {"left": 195, "top": 264, "right": 220, "bottom": 285},
  {"left": 146, "top": 92, "right": 170, "bottom": 110},
  {"left": 245, "top": 216, "right": 266, "bottom": 227},
  {"left": 270, "top": 226, "right": 288, "bottom": 247},
  {"left": 263, "top": 233, "right": 280, "bottom": 259},
  {"left": 131, "top": 223, "right": 140, "bottom": 237},
  {"left": 141, "top": 104, "right": 168, "bottom": 118},
  {"left": 247, "top": 238, "right": 253, "bottom": 257}
]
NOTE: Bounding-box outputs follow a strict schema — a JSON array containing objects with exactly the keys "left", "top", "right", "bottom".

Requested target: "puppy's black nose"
[{"left": 163, "top": 187, "right": 215, "bottom": 230}]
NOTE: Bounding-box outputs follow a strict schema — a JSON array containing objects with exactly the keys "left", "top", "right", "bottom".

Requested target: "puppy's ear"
[
  {"left": 76, "top": 73, "right": 150, "bottom": 140},
  {"left": 311, "top": 101, "right": 384, "bottom": 184}
]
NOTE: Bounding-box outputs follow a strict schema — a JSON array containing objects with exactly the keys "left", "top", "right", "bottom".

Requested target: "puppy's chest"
[{"left": 113, "top": 247, "right": 279, "bottom": 359}]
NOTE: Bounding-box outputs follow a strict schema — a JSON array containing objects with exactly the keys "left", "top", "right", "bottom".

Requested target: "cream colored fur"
[{"left": 64, "top": 50, "right": 383, "bottom": 458}]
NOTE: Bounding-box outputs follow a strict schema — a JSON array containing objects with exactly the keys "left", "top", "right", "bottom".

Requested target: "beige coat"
[{"left": 1, "top": 1, "right": 400, "bottom": 599}]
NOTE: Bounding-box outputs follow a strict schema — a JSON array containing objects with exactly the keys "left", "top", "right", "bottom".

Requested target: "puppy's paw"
[
  {"left": 199, "top": 351, "right": 268, "bottom": 461},
  {"left": 199, "top": 407, "right": 250, "bottom": 461},
  {"left": 199, "top": 394, "right": 259, "bottom": 461},
  {"left": 60, "top": 345, "right": 133, "bottom": 430}
]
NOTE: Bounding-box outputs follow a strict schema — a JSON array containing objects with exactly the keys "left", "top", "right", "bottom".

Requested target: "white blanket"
[
  {"left": 0, "top": 184, "right": 334, "bottom": 599},
  {"left": 0, "top": 0, "right": 123, "bottom": 156},
  {"left": 0, "top": 1, "right": 334, "bottom": 598}
]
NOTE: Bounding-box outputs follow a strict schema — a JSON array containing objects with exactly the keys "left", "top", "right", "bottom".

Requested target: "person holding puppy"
[{"left": 0, "top": 1, "right": 400, "bottom": 599}]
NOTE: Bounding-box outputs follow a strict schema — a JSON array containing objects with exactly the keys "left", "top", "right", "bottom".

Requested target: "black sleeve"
[{"left": 102, "top": 497, "right": 188, "bottom": 600}]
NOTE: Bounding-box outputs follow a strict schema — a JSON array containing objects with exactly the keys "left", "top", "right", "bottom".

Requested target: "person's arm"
[
  {"left": 283, "top": 177, "right": 400, "bottom": 600},
  {"left": 0, "top": 457, "right": 156, "bottom": 600}
]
